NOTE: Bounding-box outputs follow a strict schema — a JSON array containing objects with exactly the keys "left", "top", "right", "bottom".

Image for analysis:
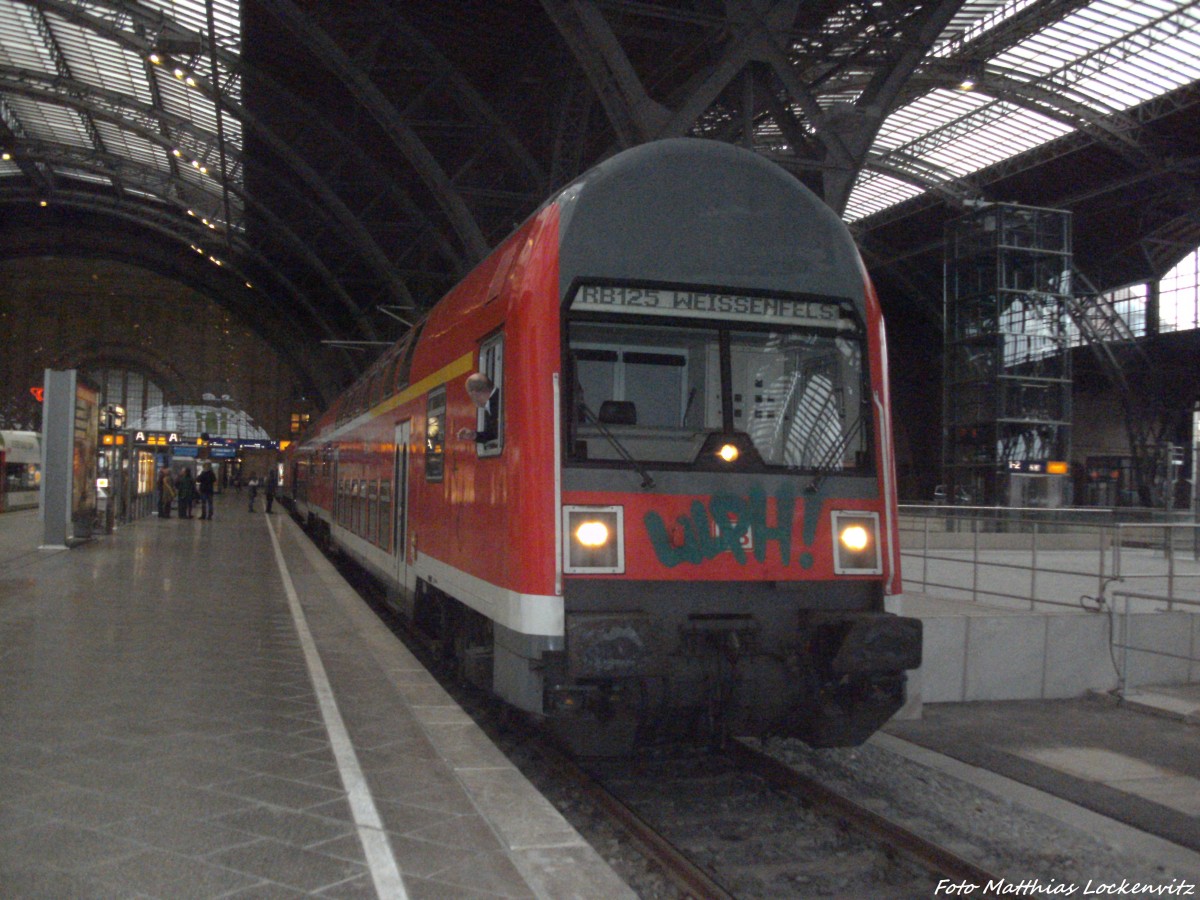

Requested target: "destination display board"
[{"left": 571, "top": 284, "right": 848, "bottom": 328}]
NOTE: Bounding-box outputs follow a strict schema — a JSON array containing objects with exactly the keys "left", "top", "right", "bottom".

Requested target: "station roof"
[{"left": 1, "top": 1, "right": 1198, "bottom": 403}]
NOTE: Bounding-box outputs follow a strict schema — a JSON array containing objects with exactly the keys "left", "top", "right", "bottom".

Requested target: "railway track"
[
  {"left": 726, "top": 738, "right": 1000, "bottom": 889},
  {"left": 321, "top": 535, "right": 1002, "bottom": 897},
  {"left": 549, "top": 737, "right": 1003, "bottom": 899}
]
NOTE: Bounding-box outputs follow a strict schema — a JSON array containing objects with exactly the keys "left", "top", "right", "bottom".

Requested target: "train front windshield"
[{"left": 565, "top": 284, "right": 871, "bottom": 473}]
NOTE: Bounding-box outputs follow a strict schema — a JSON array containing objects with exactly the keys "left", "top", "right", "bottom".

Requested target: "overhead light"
[
  {"left": 148, "top": 52, "right": 162, "bottom": 65},
  {"left": 958, "top": 61, "right": 984, "bottom": 91}
]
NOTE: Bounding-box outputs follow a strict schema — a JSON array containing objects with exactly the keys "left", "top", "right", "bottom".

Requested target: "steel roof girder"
[
  {"left": 365, "top": 0, "right": 546, "bottom": 192},
  {"left": 539, "top": 0, "right": 671, "bottom": 147},
  {"left": 266, "top": 0, "right": 489, "bottom": 263}
]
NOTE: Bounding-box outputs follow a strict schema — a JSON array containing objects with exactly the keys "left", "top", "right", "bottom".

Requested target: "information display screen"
[{"left": 571, "top": 283, "right": 848, "bottom": 329}]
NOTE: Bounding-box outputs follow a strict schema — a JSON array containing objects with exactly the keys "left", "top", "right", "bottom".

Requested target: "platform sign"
[{"left": 132, "top": 430, "right": 181, "bottom": 446}]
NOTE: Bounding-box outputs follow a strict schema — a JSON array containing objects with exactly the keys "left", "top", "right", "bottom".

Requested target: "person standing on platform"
[
  {"left": 157, "top": 468, "right": 176, "bottom": 518},
  {"left": 177, "top": 468, "right": 195, "bottom": 519},
  {"left": 196, "top": 463, "right": 216, "bottom": 520},
  {"left": 247, "top": 475, "right": 259, "bottom": 512},
  {"left": 265, "top": 468, "right": 278, "bottom": 514}
]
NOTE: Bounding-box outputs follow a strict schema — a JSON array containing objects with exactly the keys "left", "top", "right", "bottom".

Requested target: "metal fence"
[
  {"left": 1111, "top": 590, "right": 1200, "bottom": 692},
  {"left": 898, "top": 506, "right": 1200, "bottom": 612},
  {"left": 899, "top": 506, "right": 1200, "bottom": 691}
]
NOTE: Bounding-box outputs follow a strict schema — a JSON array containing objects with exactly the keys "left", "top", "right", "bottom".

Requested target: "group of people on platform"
[
  {"left": 156, "top": 463, "right": 217, "bottom": 520},
  {"left": 156, "top": 464, "right": 278, "bottom": 520}
]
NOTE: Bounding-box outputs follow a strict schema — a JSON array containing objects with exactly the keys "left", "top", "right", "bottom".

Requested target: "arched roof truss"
[{"left": 1, "top": 0, "right": 1199, "bottom": 400}]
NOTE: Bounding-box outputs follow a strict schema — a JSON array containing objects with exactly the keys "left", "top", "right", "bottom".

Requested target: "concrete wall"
[{"left": 908, "top": 605, "right": 1200, "bottom": 705}]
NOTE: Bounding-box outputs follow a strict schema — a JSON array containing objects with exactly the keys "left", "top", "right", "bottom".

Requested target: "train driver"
[{"left": 457, "top": 372, "right": 500, "bottom": 444}]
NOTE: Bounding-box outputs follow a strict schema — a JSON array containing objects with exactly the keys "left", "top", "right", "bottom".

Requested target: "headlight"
[
  {"left": 563, "top": 505, "right": 624, "bottom": 573},
  {"left": 575, "top": 520, "right": 609, "bottom": 547},
  {"left": 840, "top": 524, "right": 869, "bottom": 552},
  {"left": 832, "top": 511, "right": 882, "bottom": 575}
]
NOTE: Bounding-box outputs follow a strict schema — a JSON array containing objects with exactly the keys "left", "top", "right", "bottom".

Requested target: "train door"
[{"left": 393, "top": 421, "right": 411, "bottom": 594}]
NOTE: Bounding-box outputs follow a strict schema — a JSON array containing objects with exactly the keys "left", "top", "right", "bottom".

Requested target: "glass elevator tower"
[{"left": 943, "top": 203, "right": 1073, "bottom": 507}]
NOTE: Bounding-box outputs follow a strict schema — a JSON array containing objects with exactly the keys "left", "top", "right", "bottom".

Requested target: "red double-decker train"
[{"left": 286, "top": 139, "right": 921, "bottom": 751}]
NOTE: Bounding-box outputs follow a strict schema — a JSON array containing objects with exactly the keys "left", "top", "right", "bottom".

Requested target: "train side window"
[
  {"left": 395, "top": 321, "right": 424, "bottom": 393},
  {"left": 367, "top": 480, "right": 379, "bottom": 544},
  {"left": 426, "top": 386, "right": 446, "bottom": 482},
  {"left": 475, "top": 333, "right": 503, "bottom": 457},
  {"left": 379, "top": 479, "right": 391, "bottom": 551}
]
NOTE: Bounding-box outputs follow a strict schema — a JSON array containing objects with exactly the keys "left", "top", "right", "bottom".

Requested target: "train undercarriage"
[{"left": 408, "top": 575, "right": 922, "bottom": 755}]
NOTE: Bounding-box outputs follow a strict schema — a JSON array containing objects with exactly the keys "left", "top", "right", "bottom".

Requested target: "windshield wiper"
[
  {"left": 805, "top": 414, "right": 865, "bottom": 493},
  {"left": 578, "top": 402, "right": 656, "bottom": 489}
]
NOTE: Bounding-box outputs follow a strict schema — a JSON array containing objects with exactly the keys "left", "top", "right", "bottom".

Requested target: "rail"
[{"left": 898, "top": 507, "right": 1200, "bottom": 612}]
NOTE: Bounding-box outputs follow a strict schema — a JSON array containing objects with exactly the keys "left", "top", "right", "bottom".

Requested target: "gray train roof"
[{"left": 557, "top": 139, "right": 864, "bottom": 305}]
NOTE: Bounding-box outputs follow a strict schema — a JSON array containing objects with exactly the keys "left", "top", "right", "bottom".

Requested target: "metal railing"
[
  {"left": 898, "top": 506, "right": 1200, "bottom": 612},
  {"left": 1111, "top": 590, "right": 1200, "bottom": 694}
]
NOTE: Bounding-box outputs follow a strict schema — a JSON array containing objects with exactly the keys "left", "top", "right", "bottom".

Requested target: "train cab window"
[
  {"left": 565, "top": 297, "right": 871, "bottom": 472},
  {"left": 575, "top": 346, "right": 688, "bottom": 428},
  {"left": 425, "top": 387, "right": 446, "bottom": 482},
  {"left": 729, "top": 329, "right": 867, "bottom": 469}
]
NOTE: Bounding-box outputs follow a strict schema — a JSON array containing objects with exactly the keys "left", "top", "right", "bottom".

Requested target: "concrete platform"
[
  {"left": 883, "top": 692, "right": 1200, "bottom": 855},
  {"left": 0, "top": 502, "right": 633, "bottom": 898}
]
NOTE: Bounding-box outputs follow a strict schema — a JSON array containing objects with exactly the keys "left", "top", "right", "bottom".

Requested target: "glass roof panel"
[
  {"left": 931, "top": 0, "right": 1041, "bottom": 56},
  {"left": 0, "top": 0, "right": 243, "bottom": 228},
  {"left": 5, "top": 94, "right": 91, "bottom": 146},
  {"left": 992, "top": 1, "right": 1200, "bottom": 108},
  {"left": 49, "top": 15, "right": 152, "bottom": 105},
  {"left": 845, "top": 171, "right": 925, "bottom": 222},
  {"left": 94, "top": 120, "right": 167, "bottom": 169},
  {"left": 851, "top": 0, "right": 1200, "bottom": 222},
  {"left": 0, "top": 3, "right": 54, "bottom": 72}
]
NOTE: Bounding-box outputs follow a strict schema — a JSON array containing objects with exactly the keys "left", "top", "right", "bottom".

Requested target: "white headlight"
[
  {"left": 563, "top": 506, "right": 625, "bottom": 573},
  {"left": 832, "top": 511, "right": 882, "bottom": 575},
  {"left": 576, "top": 520, "right": 610, "bottom": 547},
  {"left": 839, "top": 524, "right": 870, "bottom": 552}
]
